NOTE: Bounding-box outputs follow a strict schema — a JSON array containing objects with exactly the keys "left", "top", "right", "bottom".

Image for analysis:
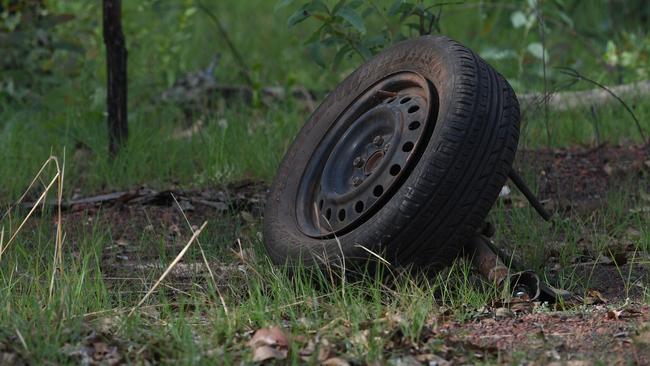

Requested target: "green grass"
[
  {"left": 1, "top": 185, "right": 647, "bottom": 363},
  {"left": 0, "top": 208, "right": 496, "bottom": 364}
]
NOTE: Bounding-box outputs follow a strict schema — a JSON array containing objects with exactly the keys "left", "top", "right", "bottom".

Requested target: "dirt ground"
[{"left": 44, "top": 144, "right": 650, "bottom": 364}]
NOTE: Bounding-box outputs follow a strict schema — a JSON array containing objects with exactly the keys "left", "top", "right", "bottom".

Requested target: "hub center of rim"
[
  {"left": 364, "top": 150, "right": 385, "bottom": 176},
  {"left": 295, "top": 71, "right": 436, "bottom": 238}
]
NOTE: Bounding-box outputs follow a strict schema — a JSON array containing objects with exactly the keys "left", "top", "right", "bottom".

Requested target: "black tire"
[{"left": 263, "top": 35, "right": 520, "bottom": 273}]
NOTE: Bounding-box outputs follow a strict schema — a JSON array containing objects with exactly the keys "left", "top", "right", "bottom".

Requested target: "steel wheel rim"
[{"left": 296, "top": 72, "right": 438, "bottom": 238}]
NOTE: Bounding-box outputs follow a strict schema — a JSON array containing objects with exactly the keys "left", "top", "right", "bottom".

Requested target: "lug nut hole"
[
  {"left": 325, "top": 208, "right": 332, "bottom": 221},
  {"left": 390, "top": 164, "right": 401, "bottom": 176},
  {"left": 400, "top": 97, "right": 411, "bottom": 104},
  {"left": 402, "top": 142, "right": 414, "bottom": 152},
  {"left": 408, "top": 121, "right": 421, "bottom": 130},
  {"left": 355, "top": 201, "right": 364, "bottom": 213},
  {"left": 338, "top": 209, "right": 346, "bottom": 222},
  {"left": 373, "top": 185, "right": 384, "bottom": 197},
  {"left": 408, "top": 105, "right": 420, "bottom": 113}
]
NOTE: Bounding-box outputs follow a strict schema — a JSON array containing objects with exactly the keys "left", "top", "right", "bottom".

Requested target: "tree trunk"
[{"left": 102, "top": 0, "right": 128, "bottom": 157}]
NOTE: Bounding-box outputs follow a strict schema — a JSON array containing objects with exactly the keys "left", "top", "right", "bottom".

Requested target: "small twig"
[
  {"left": 15, "top": 328, "right": 28, "bottom": 351},
  {"left": 557, "top": 67, "right": 649, "bottom": 146},
  {"left": 196, "top": 1, "right": 254, "bottom": 87},
  {"left": 1, "top": 156, "right": 59, "bottom": 222},
  {"left": 129, "top": 221, "right": 208, "bottom": 317},
  {"left": 171, "top": 194, "right": 229, "bottom": 318},
  {"left": 49, "top": 152, "right": 65, "bottom": 304},
  {"left": 0, "top": 227, "right": 4, "bottom": 263},
  {"left": 0, "top": 174, "right": 58, "bottom": 258}
]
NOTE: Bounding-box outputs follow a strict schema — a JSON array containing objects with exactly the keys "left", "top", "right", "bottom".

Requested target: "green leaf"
[
  {"left": 388, "top": 0, "right": 404, "bottom": 16},
  {"left": 480, "top": 47, "right": 518, "bottom": 61},
  {"left": 336, "top": 6, "right": 365, "bottom": 33},
  {"left": 526, "top": 42, "right": 549, "bottom": 60},
  {"left": 555, "top": 10, "right": 574, "bottom": 28},
  {"left": 510, "top": 10, "right": 528, "bottom": 28},
  {"left": 361, "top": 34, "right": 387, "bottom": 50},
  {"left": 332, "top": 44, "right": 352, "bottom": 69},
  {"left": 274, "top": 0, "right": 294, "bottom": 12},
  {"left": 287, "top": 6, "right": 311, "bottom": 27},
  {"left": 305, "top": 24, "right": 326, "bottom": 44},
  {"left": 331, "top": 0, "right": 347, "bottom": 15},
  {"left": 356, "top": 43, "right": 373, "bottom": 60},
  {"left": 361, "top": 7, "right": 375, "bottom": 17},
  {"left": 348, "top": 0, "right": 364, "bottom": 9},
  {"left": 287, "top": 1, "right": 329, "bottom": 27},
  {"left": 399, "top": 4, "right": 415, "bottom": 22},
  {"left": 307, "top": 42, "right": 326, "bottom": 68},
  {"left": 307, "top": 0, "right": 330, "bottom": 14}
]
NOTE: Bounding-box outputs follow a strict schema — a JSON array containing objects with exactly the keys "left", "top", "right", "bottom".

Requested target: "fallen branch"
[
  {"left": 519, "top": 79, "right": 650, "bottom": 112},
  {"left": 128, "top": 221, "right": 208, "bottom": 317}
]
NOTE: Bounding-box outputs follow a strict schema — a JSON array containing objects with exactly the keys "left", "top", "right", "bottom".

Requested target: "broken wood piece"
[{"left": 519, "top": 79, "right": 650, "bottom": 112}]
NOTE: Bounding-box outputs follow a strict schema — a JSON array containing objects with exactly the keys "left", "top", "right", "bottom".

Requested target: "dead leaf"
[
  {"left": 322, "top": 357, "right": 350, "bottom": 366},
  {"left": 252, "top": 345, "right": 287, "bottom": 362},
  {"left": 249, "top": 327, "right": 289, "bottom": 348},
  {"left": 640, "top": 189, "right": 650, "bottom": 203},
  {"left": 415, "top": 353, "right": 451, "bottom": 365},
  {"left": 249, "top": 327, "right": 289, "bottom": 363},
  {"left": 241, "top": 211, "right": 255, "bottom": 224},
  {"left": 603, "top": 163, "right": 613, "bottom": 175},
  {"left": 388, "top": 355, "right": 423, "bottom": 366},
  {"left": 495, "top": 307, "right": 515, "bottom": 319},
  {"left": 584, "top": 290, "right": 607, "bottom": 305},
  {"left": 0, "top": 352, "right": 24, "bottom": 366},
  {"left": 607, "top": 309, "right": 623, "bottom": 320}
]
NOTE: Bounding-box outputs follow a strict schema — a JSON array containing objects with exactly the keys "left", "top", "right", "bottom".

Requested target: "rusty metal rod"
[
  {"left": 465, "top": 235, "right": 509, "bottom": 286},
  {"left": 508, "top": 168, "right": 553, "bottom": 221},
  {"left": 465, "top": 234, "right": 576, "bottom": 303}
]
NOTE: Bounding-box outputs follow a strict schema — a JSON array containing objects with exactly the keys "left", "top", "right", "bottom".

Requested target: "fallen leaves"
[
  {"left": 248, "top": 327, "right": 289, "bottom": 362},
  {"left": 606, "top": 306, "right": 644, "bottom": 321},
  {"left": 62, "top": 334, "right": 122, "bottom": 366},
  {"left": 584, "top": 289, "right": 608, "bottom": 305}
]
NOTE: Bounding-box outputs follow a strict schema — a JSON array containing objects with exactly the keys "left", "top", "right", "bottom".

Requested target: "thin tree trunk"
[{"left": 103, "top": 0, "right": 128, "bottom": 157}]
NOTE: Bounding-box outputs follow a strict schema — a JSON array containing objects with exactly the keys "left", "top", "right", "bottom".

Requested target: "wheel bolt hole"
[
  {"left": 400, "top": 97, "right": 411, "bottom": 104},
  {"left": 338, "top": 209, "right": 346, "bottom": 222},
  {"left": 408, "top": 105, "right": 420, "bottom": 113},
  {"left": 402, "top": 142, "right": 414, "bottom": 152},
  {"left": 319, "top": 199, "right": 324, "bottom": 209},
  {"left": 373, "top": 185, "right": 384, "bottom": 197},
  {"left": 325, "top": 208, "right": 332, "bottom": 221},
  {"left": 385, "top": 97, "right": 396, "bottom": 104},
  {"left": 355, "top": 201, "right": 364, "bottom": 213},
  {"left": 389, "top": 164, "right": 401, "bottom": 176},
  {"left": 408, "top": 121, "right": 421, "bottom": 130}
]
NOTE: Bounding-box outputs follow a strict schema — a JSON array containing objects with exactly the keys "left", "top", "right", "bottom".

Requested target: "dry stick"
[
  {"left": 0, "top": 227, "right": 3, "bottom": 262},
  {"left": 196, "top": 1, "right": 254, "bottom": 87},
  {"left": 0, "top": 156, "right": 64, "bottom": 300},
  {"left": 48, "top": 155, "right": 65, "bottom": 303},
  {"left": 557, "top": 67, "right": 649, "bottom": 146},
  {"left": 1, "top": 157, "right": 59, "bottom": 222},
  {"left": 171, "top": 194, "right": 229, "bottom": 317},
  {"left": 128, "top": 221, "right": 207, "bottom": 317},
  {"left": 0, "top": 174, "right": 58, "bottom": 258},
  {"left": 15, "top": 328, "right": 28, "bottom": 351}
]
